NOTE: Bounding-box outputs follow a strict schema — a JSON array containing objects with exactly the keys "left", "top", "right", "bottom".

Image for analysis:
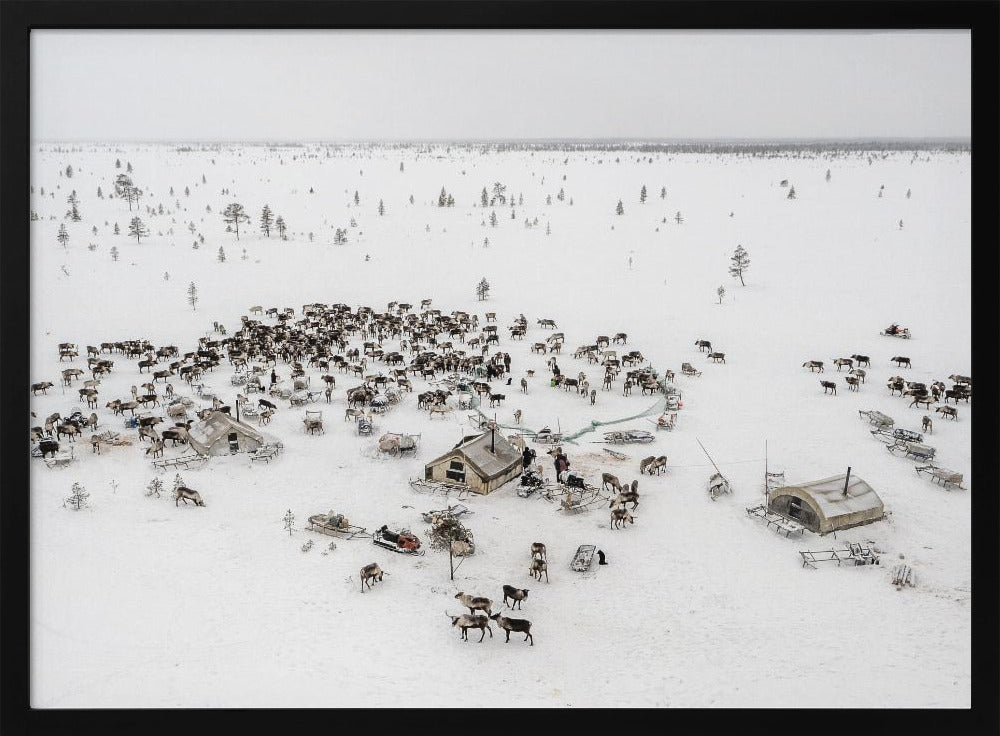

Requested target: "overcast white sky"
[{"left": 31, "top": 30, "right": 971, "bottom": 142}]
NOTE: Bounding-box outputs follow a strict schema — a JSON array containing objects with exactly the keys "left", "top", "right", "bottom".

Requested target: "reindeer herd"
[{"left": 804, "top": 352, "right": 971, "bottom": 418}]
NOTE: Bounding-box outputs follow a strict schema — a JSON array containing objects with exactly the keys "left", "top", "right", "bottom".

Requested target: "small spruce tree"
[
  {"left": 260, "top": 204, "right": 274, "bottom": 236},
  {"left": 616, "top": 200, "right": 624, "bottom": 215},
  {"left": 729, "top": 244, "right": 750, "bottom": 286},
  {"left": 128, "top": 217, "right": 149, "bottom": 244},
  {"left": 57, "top": 223, "right": 69, "bottom": 248},
  {"left": 717, "top": 285, "right": 726, "bottom": 304},
  {"left": 640, "top": 185, "right": 647, "bottom": 203},
  {"left": 187, "top": 282, "right": 198, "bottom": 311},
  {"left": 110, "top": 246, "right": 119, "bottom": 261},
  {"left": 283, "top": 509, "right": 296, "bottom": 535},
  {"left": 64, "top": 482, "right": 89, "bottom": 510},
  {"left": 217, "top": 246, "right": 226, "bottom": 263}
]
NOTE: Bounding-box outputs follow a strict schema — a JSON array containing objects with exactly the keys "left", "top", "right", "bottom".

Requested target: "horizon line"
[{"left": 33, "top": 136, "right": 972, "bottom": 146}]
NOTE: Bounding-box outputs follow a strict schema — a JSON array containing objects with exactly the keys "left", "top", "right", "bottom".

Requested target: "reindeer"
[
  {"left": 610, "top": 507, "right": 636, "bottom": 528},
  {"left": 529, "top": 557, "right": 549, "bottom": 582},
  {"left": 832, "top": 357, "right": 854, "bottom": 371},
  {"left": 850, "top": 354, "right": 871, "bottom": 367},
  {"left": 640, "top": 455, "right": 668, "bottom": 475},
  {"left": 31, "top": 381, "right": 54, "bottom": 395},
  {"left": 513, "top": 409, "right": 522, "bottom": 424},
  {"left": 935, "top": 405, "right": 958, "bottom": 420},
  {"left": 910, "top": 395, "right": 936, "bottom": 409},
  {"left": 537, "top": 318, "right": 557, "bottom": 329},
  {"left": 145, "top": 439, "right": 165, "bottom": 459},
  {"left": 695, "top": 339, "right": 712, "bottom": 352},
  {"left": 449, "top": 613, "right": 492, "bottom": 642},
  {"left": 530, "top": 542, "right": 547, "bottom": 561},
  {"left": 360, "top": 562, "right": 384, "bottom": 592},
  {"left": 161, "top": 426, "right": 189, "bottom": 446},
  {"left": 590, "top": 389, "right": 597, "bottom": 405},
  {"left": 56, "top": 423, "right": 81, "bottom": 442},
  {"left": 707, "top": 352, "right": 726, "bottom": 364},
  {"left": 602, "top": 472, "right": 624, "bottom": 493},
  {"left": 502, "top": 585, "right": 529, "bottom": 610},
  {"left": 61, "top": 368, "right": 85, "bottom": 384},
  {"left": 890, "top": 356, "right": 912, "bottom": 369},
  {"left": 844, "top": 375, "right": 860, "bottom": 392},
  {"left": 887, "top": 377, "right": 905, "bottom": 396},
  {"left": 138, "top": 425, "right": 160, "bottom": 443},
  {"left": 489, "top": 393, "right": 505, "bottom": 407},
  {"left": 489, "top": 613, "right": 534, "bottom": 646},
  {"left": 174, "top": 486, "right": 205, "bottom": 507},
  {"left": 612, "top": 332, "right": 628, "bottom": 344},
  {"left": 820, "top": 380, "right": 837, "bottom": 395},
  {"left": 922, "top": 415, "right": 934, "bottom": 434},
  {"left": 609, "top": 489, "right": 640, "bottom": 510},
  {"left": 848, "top": 368, "right": 867, "bottom": 383},
  {"left": 802, "top": 361, "right": 824, "bottom": 372},
  {"left": 454, "top": 592, "right": 493, "bottom": 617}
]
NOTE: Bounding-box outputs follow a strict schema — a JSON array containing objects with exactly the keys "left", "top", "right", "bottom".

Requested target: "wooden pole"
[
  {"left": 695, "top": 437, "right": 723, "bottom": 477},
  {"left": 449, "top": 544, "right": 454, "bottom": 580},
  {"left": 764, "top": 439, "right": 768, "bottom": 506}
]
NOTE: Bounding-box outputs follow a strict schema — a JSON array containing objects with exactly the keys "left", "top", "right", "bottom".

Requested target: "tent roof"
[
  {"left": 775, "top": 474, "right": 883, "bottom": 518},
  {"left": 188, "top": 411, "right": 264, "bottom": 449},
  {"left": 428, "top": 431, "right": 521, "bottom": 480}
]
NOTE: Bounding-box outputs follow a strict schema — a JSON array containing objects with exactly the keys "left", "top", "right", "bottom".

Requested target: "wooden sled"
[
  {"left": 306, "top": 514, "right": 370, "bottom": 540},
  {"left": 571, "top": 544, "right": 597, "bottom": 572}
]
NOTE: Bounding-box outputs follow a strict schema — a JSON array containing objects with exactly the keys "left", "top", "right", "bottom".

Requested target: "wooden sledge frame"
[
  {"left": 306, "top": 514, "right": 370, "bottom": 539},
  {"left": 914, "top": 464, "right": 965, "bottom": 490}
]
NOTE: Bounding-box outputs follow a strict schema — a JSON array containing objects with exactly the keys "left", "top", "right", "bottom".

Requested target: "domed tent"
[
  {"left": 767, "top": 473, "right": 885, "bottom": 535},
  {"left": 424, "top": 430, "right": 521, "bottom": 495},
  {"left": 187, "top": 410, "right": 265, "bottom": 456}
]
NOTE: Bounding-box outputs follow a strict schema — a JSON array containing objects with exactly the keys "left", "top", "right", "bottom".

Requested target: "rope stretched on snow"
[{"left": 470, "top": 396, "right": 668, "bottom": 446}]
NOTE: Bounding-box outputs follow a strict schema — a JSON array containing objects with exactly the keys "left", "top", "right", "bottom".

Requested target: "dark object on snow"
[{"left": 597, "top": 549, "right": 607, "bottom": 565}]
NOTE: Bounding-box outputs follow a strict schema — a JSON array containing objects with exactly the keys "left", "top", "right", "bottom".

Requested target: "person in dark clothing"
[
  {"left": 270, "top": 368, "right": 278, "bottom": 387},
  {"left": 554, "top": 449, "right": 569, "bottom": 481},
  {"left": 522, "top": 446, "right": 536, "bottom": 470},
  {"left": 503, "top": 353, "right": 511, "bottom": 373},
  {"left": 597, "top": 549, "right": 608, "bottom": 565},
  {"left": 552, "top": 362, "right": 560, "bottom": 377}
]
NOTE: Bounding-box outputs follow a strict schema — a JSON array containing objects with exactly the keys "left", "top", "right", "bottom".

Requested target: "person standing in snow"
[
  {"left": 554, "top": 448, "right": 570, "bottom": 482},
  {"left": 270, "top": 368, "right": 277, "bottom": 387},
  {"left": 503, "top": 352, "right": 511, "bottom": 374}
]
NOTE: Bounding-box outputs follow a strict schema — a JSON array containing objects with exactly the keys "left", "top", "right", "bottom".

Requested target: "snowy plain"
[{"left": 29, "top": 143, "right": 971, "bottom": 708}]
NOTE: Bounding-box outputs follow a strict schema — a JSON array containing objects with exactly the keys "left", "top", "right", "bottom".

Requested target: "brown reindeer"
[
  {"left": 601, "top": 472, "right": 624, "bottom": 493},
  {"left": 610, "top": 507, "right": 636, "bottom": 528},
  {"left": 935, "top": 405, "right": 958, "bottom": 420},
  {"left": 921, "top": 415, "right": 934, "bottom": 434},
  {"left": 820, "top": 380, "right": 837, "bottom": 395}
]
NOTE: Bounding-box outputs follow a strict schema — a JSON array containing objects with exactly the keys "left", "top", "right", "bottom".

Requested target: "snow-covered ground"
[{"left": 29, "top": 143, "right": 971, "bottom": 707}]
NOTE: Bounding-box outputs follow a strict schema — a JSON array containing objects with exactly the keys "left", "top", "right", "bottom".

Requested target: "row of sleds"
[
  {"left": 306, "top": 511, "right": 424, "bottom": 555},
  {"left": 860, "top": 409, "right": 964, "bottom": 489}
]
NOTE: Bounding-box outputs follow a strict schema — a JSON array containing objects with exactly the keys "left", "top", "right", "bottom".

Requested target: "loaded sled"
[
  {"left": 603, "top": 429, "right": 655, "bottom": 445},
  {"left": 915, "top": 464, "right": 965, "bottom": 490},
  {"left": 880, "top": 324, "right": 911, "bottom": 339},
  {"left": 306, "top": 511, "right": 370, "bottom": 540},
  {"left": 372, "top": 525, "right": 424, "bottom": 555},
  {"left": 571, "top": 544, "right": 597, "bottom": 572}
]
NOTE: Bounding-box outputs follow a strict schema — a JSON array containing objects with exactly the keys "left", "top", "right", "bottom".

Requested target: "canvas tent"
[
  {"left": 187, "top": 410, "right": 265, "bottom": 456},
  {"left": 424, "top": 430, "right": 522, "bottom": 495},
  {"left": 768, "top": 473, "right": 885, "bottom": 535}
]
